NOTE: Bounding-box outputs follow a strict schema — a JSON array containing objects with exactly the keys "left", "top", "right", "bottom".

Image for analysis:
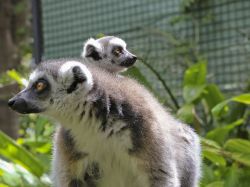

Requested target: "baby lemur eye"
[
  {"left": 34, "top": 79, "right": 48, "bottom": 93},
  {"left": 113, "top": 47, "right": 123, "bottom": 56}
]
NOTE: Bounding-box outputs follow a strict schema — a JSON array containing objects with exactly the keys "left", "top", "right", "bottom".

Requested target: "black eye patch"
[
  {"left": 31, "top": 78, "right": 51, "bottom": 99},
  {"left": 112, "top": 46, "right": 123, "bottom": 56},
  {"left": 67, "top": 66, "right": 86, "bottom": 94}
]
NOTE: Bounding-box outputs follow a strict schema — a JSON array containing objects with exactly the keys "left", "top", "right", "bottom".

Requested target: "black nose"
[
  {"left": 8, "top": 97, "right": 28, "bottom": 114},
  {"left": 129, "top": 55, "right": 137, "bottom": 65},
  {"left": 8, "top": 97, "right": 42, "bottom": 114},
  {"left": 8, "top": 99, "right": 15, "bottom": 107}
]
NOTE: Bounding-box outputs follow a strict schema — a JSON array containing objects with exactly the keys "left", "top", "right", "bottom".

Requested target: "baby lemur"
[
  {"left": 8, "top": 37, "right": 201, "bottom": 187},
  {"left": 81, "top": 36, "right": 137, "bottom": 73}
]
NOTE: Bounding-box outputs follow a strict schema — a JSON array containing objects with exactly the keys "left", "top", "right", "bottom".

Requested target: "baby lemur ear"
[{"left": 82, "top": 38, "right": 102, "bottom": 61}]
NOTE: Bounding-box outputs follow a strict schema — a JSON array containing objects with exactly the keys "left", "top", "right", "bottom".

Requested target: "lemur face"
[
  {"left": 8, "top": 60, "right": 93, "bottom": 116},
  {"left": 82, "top": 36, "right": 137, "bottom": 72}
]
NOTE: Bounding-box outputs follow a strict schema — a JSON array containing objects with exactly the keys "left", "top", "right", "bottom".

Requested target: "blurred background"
[{"left": 0, "top": 0, "right": 249, "bottom": 186}]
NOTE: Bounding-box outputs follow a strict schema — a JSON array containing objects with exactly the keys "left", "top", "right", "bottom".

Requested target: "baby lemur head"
[
  {"left": 8, "top": 60, "right": 93, "bottom": 118},
  {"left": 82, "top": 36, "right": 137, "bottom": 73}
]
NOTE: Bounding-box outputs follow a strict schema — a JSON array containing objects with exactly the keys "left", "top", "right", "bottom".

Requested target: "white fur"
[
  {"left": 55, "top": 99, "right": 150, "bottom": 187},
  {"left": 109, "top": 38, "right": 127, "bottom": 48},
  {"left": 29, "top": 70, "right": 44, "bottom": 83},
  {"left": 59, "top": 61, "right": 93, "bottom": 91},
  {"left": 81, "top": 38, "right": 102, "bottom": 58}
]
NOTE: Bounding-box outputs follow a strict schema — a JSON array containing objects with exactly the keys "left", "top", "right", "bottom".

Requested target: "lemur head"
[
  {"left": 8, "top": 60, "right": 93, "bottom": 118},
  {"left": 81, "top": 36, "right": 137, "bottom": 73}
]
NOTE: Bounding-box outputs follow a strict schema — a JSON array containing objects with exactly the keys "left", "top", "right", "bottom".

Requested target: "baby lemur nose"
[
  {"left": 129, "top": 56, "right": 137, "bottom": 64},
  {"left": 8, "top": 98, "right": 15, "bottom": 107},
  {"left": 132, "top": 56, "right": 137, "bottom": 61}
]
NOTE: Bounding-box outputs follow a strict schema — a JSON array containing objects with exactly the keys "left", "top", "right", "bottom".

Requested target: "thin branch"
[{"left": 139, "top": 57, "right": 180, "bottom": 110}]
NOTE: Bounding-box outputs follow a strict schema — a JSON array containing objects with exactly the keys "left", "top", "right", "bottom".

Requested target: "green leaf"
[
  {"left": 34, "top": 117, "right": 50, "bottom": 138},
  {"left": 203, "top": 84, "right": 225, "bottom": 110},
  {"left": 237, "top": 168, "right": 250, "bottom": 186},
  {"left": 201, "top": 163, "right": 218, "bottom": 186},
  {"left": 224, "top": 139, "right": 250, "bottom": 167},
  {"left": 183, "top": 62, "right": 207, "bottom": 103},
  {"left": 224, "top": 139, "right": 250, "bottom": 154},
  {"left": 212, "top": 100, "right": 229, "bottom": 117},
  {"left": 206, "top": 119, "right": 243, "bottom": 145},
  {"left": 183, "top": 85, "right": 206, "bottom": 103},
  {"left": 0, "top": 131, "right": 44, "bottom": 177},
  {"left": 0, "top": 160, "right": 21, "bottom": 187},
  {"left": 230, "top": 153, "right": 250, "bottom": 167},
  {"left": 6, "top": 69, "right": 27, "bottom": 86},
  {"left": 177, "top": 104, "right": 194, "bottom": 123},
  {"left": 212, "top": 93, "right": 250, "bottom": 116},
  {"left": 0, "top": 184, "right": 9, "bottom": 187},
  {"left": 201, "top": 138, "right": 221, "bottom": 149},
  {"left": 224, "top": 165, "right": 239, "bottom": 187},
  {"left": 232, "top": 94, "right": 250, "bottom": 105},
  {"left": 205, "top": 181, "right": 224, "bottom": 187},
  {"left": 184, "top": 62, "right": 207, "bottom": 86},
  {"left": 203, "top": 148, "right": 226, "bottom": 166},
  {"left": 95, "top": 33, "right": 105, "bottom": 38},
  {"left": 23, "top": 140, "right": 51, "bottom": 154},
  {"left": 0, "top": 159, "right": 51, "bottom": 187}
]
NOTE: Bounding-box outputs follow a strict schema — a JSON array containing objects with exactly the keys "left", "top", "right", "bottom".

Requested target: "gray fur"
[{"left": 8, "top": 59, "right": 201, "bottom": 187}]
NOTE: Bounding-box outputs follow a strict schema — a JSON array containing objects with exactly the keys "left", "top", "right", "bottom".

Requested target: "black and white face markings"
[
  {"left": 8, "top": 60, "right": 93, "bottom": 116},
  {"left": 81, "top": 36, "right": 137, "bottom": 73},
  {"left": 8, "top": 73, "right": 51, "bottom": 114}
]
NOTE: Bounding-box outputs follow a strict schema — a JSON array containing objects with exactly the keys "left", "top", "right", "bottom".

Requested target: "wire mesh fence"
[{"left": 39, "top": 0, "right": 250, "bottom": 99}]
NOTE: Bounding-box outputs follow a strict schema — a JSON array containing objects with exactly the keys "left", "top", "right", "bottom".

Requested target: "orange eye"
[{"left": 36, "top": 82, "right": 46, "bottom": 92}]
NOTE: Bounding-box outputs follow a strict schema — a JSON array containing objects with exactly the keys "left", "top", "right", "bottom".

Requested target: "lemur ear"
[
  {"left": 66, "top": 66, "right": 87, "bottom": 94},
  {"left": 59, "top": 61, "right": 93, "bottom": 94},
  {"left": 82, "top": 38, "right": 102, "bottom": 61},
  {"left": 72, "top": 66, "right": 86, "bottom": 83}
]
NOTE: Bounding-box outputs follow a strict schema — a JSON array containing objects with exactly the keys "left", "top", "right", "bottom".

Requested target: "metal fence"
[{"left": 34, "top": 0, "right": 250, "bottom": 99}]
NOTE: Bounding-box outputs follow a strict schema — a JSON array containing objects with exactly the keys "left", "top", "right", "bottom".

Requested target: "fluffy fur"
[{"left": 8, "top": 59, "right": 201, "bottom": 187}]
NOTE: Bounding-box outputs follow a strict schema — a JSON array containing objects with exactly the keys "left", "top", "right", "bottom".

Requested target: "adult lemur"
[{"left": 8, "top": 58, "right": 201, "bottom": 187}]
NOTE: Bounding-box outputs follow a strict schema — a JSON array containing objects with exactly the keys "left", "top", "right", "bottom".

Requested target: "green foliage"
[
  {"left": 6, "top": 70, "right": 28, "bottom": 87},
  {"left": 0, "top": 112, "right": 53, "bottom": 186},
  {"left": 0, "top": 131, "right": 44, "bottom": 177},
  {"left": 179, "top": 63, "right": 250, "bottom": 186}
]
